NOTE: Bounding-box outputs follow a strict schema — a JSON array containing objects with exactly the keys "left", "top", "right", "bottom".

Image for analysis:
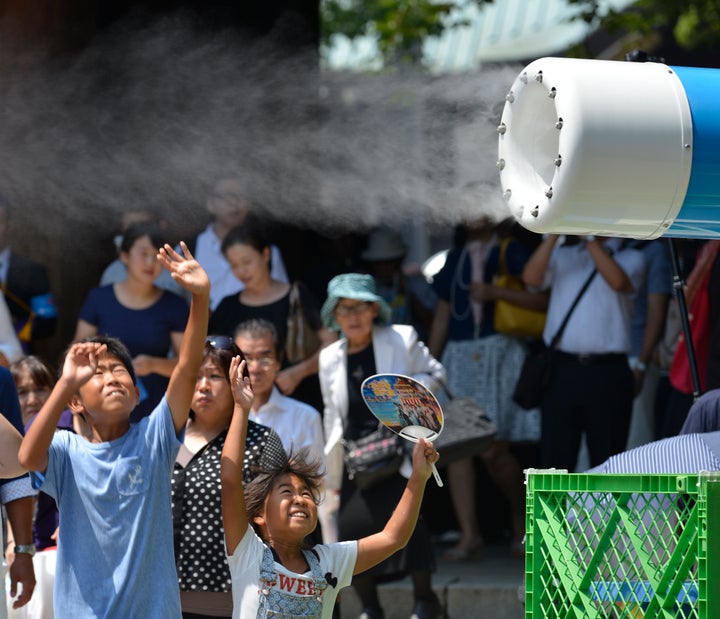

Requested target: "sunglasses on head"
[{"left": 205, "top": 335, "right": 241, "bottom": 356}]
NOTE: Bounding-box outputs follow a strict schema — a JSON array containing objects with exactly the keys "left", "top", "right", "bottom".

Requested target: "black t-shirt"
[
  {"left": 208, "top": 283, "right": 321, "bottom": 348},
  {"left": 344, "top": 343, "right": 378, "bottom": 441}
]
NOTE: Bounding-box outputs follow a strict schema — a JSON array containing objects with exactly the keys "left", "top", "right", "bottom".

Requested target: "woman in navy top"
[{"left": 74, "top": 222, "right": 189, "bottom": 421}]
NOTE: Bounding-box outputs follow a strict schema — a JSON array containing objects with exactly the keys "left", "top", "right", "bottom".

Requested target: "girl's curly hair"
[{"left": 244, "top": 447, "right": 325, "bottom": 537}]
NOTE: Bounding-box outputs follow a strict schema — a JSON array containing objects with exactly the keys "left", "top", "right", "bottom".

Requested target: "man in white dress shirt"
[
  {"left": 523, "top": 235, "right": 646, "bottom": 472},
  {"left": 233, "top": 318, "right": 324, "bottom": 467},
  {"left": 190, "top": 178, "right": 288, "bottom": 311}
]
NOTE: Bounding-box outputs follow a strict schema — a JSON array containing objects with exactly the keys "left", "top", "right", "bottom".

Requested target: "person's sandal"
[{"left": 441, "top": 537, "right": 484, "bottom": 561}]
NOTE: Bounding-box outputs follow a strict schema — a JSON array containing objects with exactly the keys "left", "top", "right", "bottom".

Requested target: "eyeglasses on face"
[
  {"left": 244, "top": 355, "right": 276, "bottom": 368},
  {"left": 334, "top": 301, "right": 371, "bottom": 317}
]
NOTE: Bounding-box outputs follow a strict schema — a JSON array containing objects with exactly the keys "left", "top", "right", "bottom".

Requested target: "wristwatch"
[
  {"left": 629, "top": 358, "right": 648, "bottom": 372},
  {"left": 14, "top": 544, "right": 36, "bottom": 557}
]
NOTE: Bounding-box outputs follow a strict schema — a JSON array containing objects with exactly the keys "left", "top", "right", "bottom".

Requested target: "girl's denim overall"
[{"left": 257, "top": 545, "right": 329, "bottom": 618}]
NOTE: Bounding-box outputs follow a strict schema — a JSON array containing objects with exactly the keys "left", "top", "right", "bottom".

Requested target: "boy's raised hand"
[
  {"left": 229, "top": 357, "right": 254, "bottom": 414},
  {"left": 411, "top": 438, "right": 440, "bottom": 483},
  {"left": 61, "top": 342, "right": 108, "bottom": 389},
  {"left": 157, "top": 242, "right": 210, "bottom": 296}
]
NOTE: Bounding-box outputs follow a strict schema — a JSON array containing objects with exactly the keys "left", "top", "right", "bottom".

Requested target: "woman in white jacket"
[{"left": 319, "top": 273, "right": 445, "bottom": 619}]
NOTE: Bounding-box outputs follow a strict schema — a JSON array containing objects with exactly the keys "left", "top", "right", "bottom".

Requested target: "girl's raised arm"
[
  {"left": 354, "top": 439, "right": 438, "bottom": 574},
  {"left": 221, "top": 357, "right": 253, "bottom": 554}
]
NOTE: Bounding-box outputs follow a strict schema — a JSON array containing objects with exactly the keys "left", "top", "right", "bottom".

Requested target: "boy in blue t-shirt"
[{"left": 18, "top": 243, "right": 210, "bottom": 618}]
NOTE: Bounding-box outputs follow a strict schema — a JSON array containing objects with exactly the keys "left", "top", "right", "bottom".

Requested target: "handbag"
[
  {"left": 664, "top": 240, "right": 720, "bottom": 391},
  {"left": 434, "top": 384, "right": 496, "bottom": 464},
  {"left": 669, "top": 263, "right": 712, "bottom": 395},
  {"left": 285, "top": 282, "right": 321, "bottom": 364},
  {"left": 493, "top": 238, "right": 546, "bottom": 338},
  {"left": 342, "top": 424, "right": 405, "bottom": 490},
  {"left": 512, "top": 341, "right": 554, "bottom": 410},
  {"left": 512, "top": 267, "right": 598, "bottom": 409}
]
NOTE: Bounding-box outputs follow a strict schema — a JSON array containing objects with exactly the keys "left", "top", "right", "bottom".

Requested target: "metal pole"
[
  {"left": 667, "top": 238, "right": 702, "bottom": 400},
  {"left": 622, "top": 51, "right": 701, "bottom": 400}
]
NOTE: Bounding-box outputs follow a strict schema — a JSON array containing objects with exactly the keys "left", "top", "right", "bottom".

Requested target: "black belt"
[{"left": 555, "top": 350, "right": 627, "bottom": 366}]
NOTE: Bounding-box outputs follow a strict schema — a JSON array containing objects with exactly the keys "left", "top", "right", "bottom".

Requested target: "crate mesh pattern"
[{"left": 525, "top": 471, "right": 720, "bottom": 619}]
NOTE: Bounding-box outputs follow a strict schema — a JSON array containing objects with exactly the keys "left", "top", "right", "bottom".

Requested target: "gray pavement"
[{"left": 339, "top": 543, "right": 526, "bottom": 619}]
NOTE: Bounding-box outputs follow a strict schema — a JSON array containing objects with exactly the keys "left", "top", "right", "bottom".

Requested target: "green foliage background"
[
  {"left": 566, "top": 0, "right": 720, "bottom": 51},
  {"left": 321, "top": 0, "right": 720, "bottom": 66},
  {"left": 320, "top": 0, "right": 494, "bottom": 63}
]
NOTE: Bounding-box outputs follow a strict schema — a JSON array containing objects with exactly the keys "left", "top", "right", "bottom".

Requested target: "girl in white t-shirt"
[{"left": 222, "top": 356, "right": 440, "bottom": 619}]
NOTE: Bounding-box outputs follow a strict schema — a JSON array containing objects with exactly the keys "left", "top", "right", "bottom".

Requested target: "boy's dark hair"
[
  {"left": 120, "top": 221, "right": 167, "bottom": 254},
  {"left": 77, "top": 335, "right": 137, "bottom": 385},
  {"left": 233, "top": 318, "right": 284, "bottom": 360},
  {"left": 244, "top": 447, "right": 324, "bottom": 537}
]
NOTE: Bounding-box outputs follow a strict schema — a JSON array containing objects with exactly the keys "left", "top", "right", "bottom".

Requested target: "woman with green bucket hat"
[{"left": 319, "top": 273, "right": 446, "bottom": 619}]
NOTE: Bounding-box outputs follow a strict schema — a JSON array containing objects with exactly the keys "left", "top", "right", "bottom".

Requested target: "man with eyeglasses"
[
  {"left": 183, "top": 177, "right": 288, "bottom": 311},
  {"left": 234, "top": 321, "right": 331, "bottom": 546},
  {"left": 233, "top": 318, "right": 325, "bottom": 470}
]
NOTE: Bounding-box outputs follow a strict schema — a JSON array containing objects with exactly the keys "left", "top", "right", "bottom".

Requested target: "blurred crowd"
[{"left": 1, "top": 175, "right": 715, "bottom": 619}]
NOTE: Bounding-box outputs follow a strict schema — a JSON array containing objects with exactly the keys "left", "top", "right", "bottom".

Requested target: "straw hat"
[{"left": 321, "top": 273, "right": 392, "bottom": 331}]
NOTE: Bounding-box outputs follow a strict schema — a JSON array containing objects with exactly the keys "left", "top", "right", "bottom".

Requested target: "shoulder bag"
[
  {"left": 342, "top": 423, "right": 405, "bottom": 490},
  {"left": 512, "top": 266, "right": 598, "bottom": 409},
  {"left": 285, "top": 282, "right": 321, "bottom": 364},
  {"left": 434, "top": 382, "right": 497, "bottom": 464}
]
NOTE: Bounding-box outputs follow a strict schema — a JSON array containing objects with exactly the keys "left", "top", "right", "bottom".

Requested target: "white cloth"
[
  {"left": 227, "top": 526, "right": 356, "bottom": 619},
  {"left": 319, "top": 324, "right": 446, "bottom": 491},
  {"left": 6, "top": 549, "right": 56, "bottom": 619},
  {"left": 250, "top": 387, "right": 325, "bottom": 470},
  {"left": 190, "top": 225, "right": 288, "bottom": 311},
  {"left": 0, "top": 294, "right": 21, "bottom": 365},
  {"left": 542, "top": 238, "right": 646, "bottom": 354}
]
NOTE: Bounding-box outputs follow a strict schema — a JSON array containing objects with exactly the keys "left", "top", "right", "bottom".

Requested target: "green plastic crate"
[{"left": 524, "top": 470, "right": 720, "bottom": 618}]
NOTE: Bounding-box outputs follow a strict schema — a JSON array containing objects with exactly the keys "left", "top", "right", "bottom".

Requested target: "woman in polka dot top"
[{"left": 171, "top": 336, "right": 286, "bottom": 618}]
